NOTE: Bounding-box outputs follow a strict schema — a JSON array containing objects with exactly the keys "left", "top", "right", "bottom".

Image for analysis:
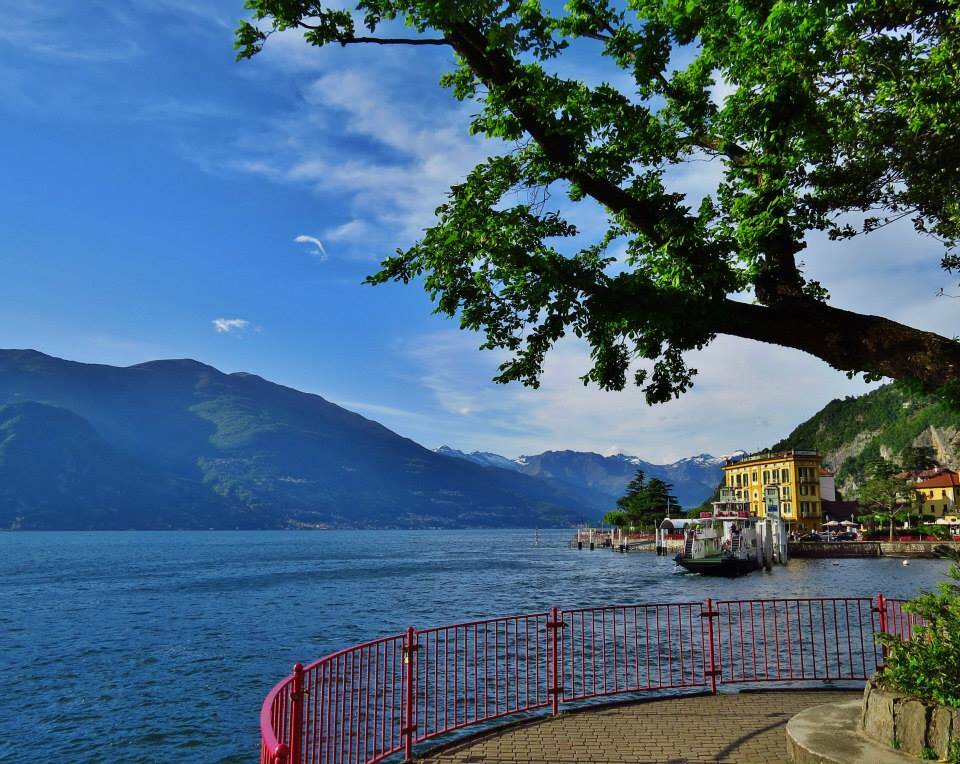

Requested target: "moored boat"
[{"left": 670, "top": 489, "right": 785, "bottom": 576}]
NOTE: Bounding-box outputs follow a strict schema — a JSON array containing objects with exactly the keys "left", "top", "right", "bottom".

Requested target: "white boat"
[{"left": 669, "top": 489, "right": 786, "bottom": 576}]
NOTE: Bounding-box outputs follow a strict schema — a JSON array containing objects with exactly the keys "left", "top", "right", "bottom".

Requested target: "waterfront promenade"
[{"left": 417, "top": 689, "right": 860, "bottom": 764}]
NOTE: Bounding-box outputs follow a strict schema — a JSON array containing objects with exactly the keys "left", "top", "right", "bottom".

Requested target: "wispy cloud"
[
  {"left": 333, "top": 399, "right": 420, "bottom": 419},
  {"left": 294, "top": 234, "right": 328, "bottom": 260},
  {"left": 212, "top": 318, "right": 250, "bottom": 333},
  {"left": 325, "top": 219, "right": 369, "bottom": 242},
  {"left": 0, "top": 7, "right": 142, "bottom": 62},
  {"left": 221, "top": 60, "right": 496, "bottom": 260},
  {"left": 396, "top": 328, "right": 877, "bottom": 462}
]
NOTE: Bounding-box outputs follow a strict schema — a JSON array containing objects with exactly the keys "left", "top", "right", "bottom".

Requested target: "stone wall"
[
  {"left": 861, "top": 677, "right": 958, "bottom": 759},
  {"left": 788, "top": 541, "right": 960, "bottom": 558},
  {"left": 789, "top": 541, "right": 881, "bottom": 557}
]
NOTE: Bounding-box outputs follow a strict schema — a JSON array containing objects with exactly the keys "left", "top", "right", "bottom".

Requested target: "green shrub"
[
  {"left": 877, "top": 549, "right": 960, "bottom": 708},
  {"left": 920, "top": 746, "right": 937, "bottom": 760},
  {"left": 920, "top": 523, "right": 951, "bottom": 541}
]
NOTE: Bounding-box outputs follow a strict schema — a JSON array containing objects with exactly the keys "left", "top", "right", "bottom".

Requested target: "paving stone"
[{"left": 416, "top": 690, "right": 859, "bottom": 764}]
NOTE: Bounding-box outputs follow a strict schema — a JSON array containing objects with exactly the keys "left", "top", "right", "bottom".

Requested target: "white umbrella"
[
  {"left": 841, "top": 520, "right": 858, "bottom": 526},
  {"left": 822, "top": 520, "right": 841, "bottom": 527}
]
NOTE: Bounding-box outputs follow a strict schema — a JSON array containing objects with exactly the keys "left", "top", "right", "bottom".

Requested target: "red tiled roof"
[
  {"left": 916, "top": 471, "right": 960, "bottom": 489},
  {"left": 897, "top": 467, "right": 957, "bottom": 481},
  {"left": 819, "top": 469, "right": 833, "bottom": 476}
]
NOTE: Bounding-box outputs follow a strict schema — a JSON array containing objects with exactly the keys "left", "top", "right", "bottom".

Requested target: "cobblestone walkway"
[{"left": 417, "top": 689, "right": 859, "bottom": 764}]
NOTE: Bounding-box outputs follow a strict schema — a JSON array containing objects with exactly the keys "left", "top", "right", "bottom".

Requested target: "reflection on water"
[{"left": 0, "top": 529, "right": 950, "bottom": 762}]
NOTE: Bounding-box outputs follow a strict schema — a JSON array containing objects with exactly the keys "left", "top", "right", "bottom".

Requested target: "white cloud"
[
  {"left": 398, "top": 328, "right": 877, "bottom": 463},
  {"left": 226, "top": 60, "right": 496, "bottom": 259},
  {"left": 294, "top": 234, "right": 328, "bottom": 260},
  {"left": 333, "top": 399, "right": 419, "bottom": 419},
  {"left": 325, "top": 219, "right": 368, "bottom": 242},
  {"left": 212, "top": 318, "right": 250, "bottom": 333}
]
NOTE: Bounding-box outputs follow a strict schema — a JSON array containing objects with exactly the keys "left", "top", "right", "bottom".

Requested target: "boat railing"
[{"left": 261, "top": 594, "right": 918, "bottom": 764}]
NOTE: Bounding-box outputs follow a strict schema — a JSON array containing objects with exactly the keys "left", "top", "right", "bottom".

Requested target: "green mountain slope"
[
  {"left": 0, "top": 350, "right": 600, "bottom": 529},
  {"left": 771, "top": 384, "right": 960, "bottom": 487},
  {"left": 0, "top": 401, "right": 260, "bottom": 529}
]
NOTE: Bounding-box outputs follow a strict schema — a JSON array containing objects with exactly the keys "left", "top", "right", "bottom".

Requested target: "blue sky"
[{"left": 1, "top": 2, "right": 956, "bottom": 461}]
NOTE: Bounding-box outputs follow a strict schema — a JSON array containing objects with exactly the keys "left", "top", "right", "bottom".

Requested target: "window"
[
  {"left": 763, "top": 470, "right": 769, "bottom": 483},
  {"left": 783, "top": 502, "right": 791, "bottom": 515},
  {"left": 752, "top": 471, "right": 758, "bottom": 483},
  {"left": 782, "top": 486, "right": 791, "bottom": 498},
  {"left": 781, "top": 468, "right": 789, "bottom": 482},
  {"left": 800, "top": 484, "right": 808, "bottom": 496}
]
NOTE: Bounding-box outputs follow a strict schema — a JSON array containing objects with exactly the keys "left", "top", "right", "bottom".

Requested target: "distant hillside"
[
  {"left": 771, "top": 384, "right": 960, "bottom": 489},
  {"left": 0, "top": 401, "right": 253, "bottom": 530},
  {"left": 435, "top": 447, "right": 723, "bottom": 509},
  {"left": 0, "top": 349, "right": 601, "bottom": 530}
]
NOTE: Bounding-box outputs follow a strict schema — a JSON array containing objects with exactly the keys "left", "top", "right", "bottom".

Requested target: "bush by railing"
[{"left": 261, "top": 594, "right": 908, "bottom": 764}]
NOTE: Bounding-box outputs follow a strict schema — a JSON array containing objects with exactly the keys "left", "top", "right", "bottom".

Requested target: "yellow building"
[
  {"left": 722, "top": 450, "right": 823, "bottom": 533},
  {"left": 914, "top": 471, "right": 960, "bottom": 518}
]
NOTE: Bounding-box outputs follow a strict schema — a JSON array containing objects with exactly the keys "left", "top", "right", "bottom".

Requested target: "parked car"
[
  {"left": 799, "top": 532, "right": 822, "bottom": 542},
  {"left": 834, "top": 531, "right": 858, "bottom": 541}
]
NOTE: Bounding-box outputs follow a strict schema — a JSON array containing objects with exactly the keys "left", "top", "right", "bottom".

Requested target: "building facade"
[
  {"left": 915, "top": 470, "right": 960, "bottom": 518},
  {"left": 722, "top": 450, "right": 823, "bottom": 533}
]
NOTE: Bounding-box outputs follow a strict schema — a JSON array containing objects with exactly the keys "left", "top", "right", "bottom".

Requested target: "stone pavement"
[{"left": 417, "top": 689, "right": 860, "bottom": 764}]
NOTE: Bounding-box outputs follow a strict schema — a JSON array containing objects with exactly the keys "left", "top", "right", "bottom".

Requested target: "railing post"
[
  {"left": 287, "top": 663, "right": 304, "bottom": 764},
  {"left": 875, "top": 592, "right": 888, "bottom": 669},
  {"left": 547, "top": 607, "right": 564, "bottom": 715},
  {"left": 702, "top": 598, "right": 719, "bottom": 694},
  {"left": 402, "top": 625, "right": 418, "bottom": 761}
]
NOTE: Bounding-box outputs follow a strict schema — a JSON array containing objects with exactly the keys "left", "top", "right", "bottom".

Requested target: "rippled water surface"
[{"left": 0, "top": 530, "right": 951, "bottom": 763}]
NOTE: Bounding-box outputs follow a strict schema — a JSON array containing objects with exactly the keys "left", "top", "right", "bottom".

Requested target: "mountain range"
[
  {"left": 434, "top": 446, "right": 725, "bottom": 509},
  {"left": 0, "top": 350, "right": 608, "bottom": 529},
  {"left": 0, "top": 349, "right": 724, "bottom": 530}
]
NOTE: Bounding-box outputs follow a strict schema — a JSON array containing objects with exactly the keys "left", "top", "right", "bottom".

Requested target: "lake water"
[{"left": 0, "top": 530, "right": 951, "bottom": 763}]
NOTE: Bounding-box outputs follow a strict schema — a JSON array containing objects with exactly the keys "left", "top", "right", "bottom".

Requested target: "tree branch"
[
  {"left": 294, "top": 22, "right": 449, "bottom": 46},
  {"left": 337, "top": 36, "right": 451, "bottom": 46},
  {"left": 579, "top": 30, "right": 754, "bottom": 168},
  {"left": 711, "top": 299, "right": 960, "bottom": 390},
  {"left": 446, "top": 23, "right": 718, "bottom": 274}
]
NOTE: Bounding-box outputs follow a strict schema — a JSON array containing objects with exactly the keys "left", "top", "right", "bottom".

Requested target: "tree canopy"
[
  {"left": 603, "top": 468, "right": 679, "bottom": 529},
  {"left": 856, "top": 460, "right": 912, "bottom": 541},
  {"left": 237, "top": 0, "right": 960, "bottom": 403}
]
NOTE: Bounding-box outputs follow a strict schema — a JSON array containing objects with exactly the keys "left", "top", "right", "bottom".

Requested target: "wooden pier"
[{"left": 569, "top": 527, "right": 680, "bottom": 553}]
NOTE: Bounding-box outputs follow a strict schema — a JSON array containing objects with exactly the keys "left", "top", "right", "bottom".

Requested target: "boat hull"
[{"left": 675, "top": 555, "right": 760, "bottom": 577}]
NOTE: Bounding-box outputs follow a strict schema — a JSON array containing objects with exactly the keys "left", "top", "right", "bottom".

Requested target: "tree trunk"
[
  {"left": 714, "top": 299, "right": 960, "bottom": 393},
  {"left": 889, "top": 515, "right": 895, "bottom": 542}
]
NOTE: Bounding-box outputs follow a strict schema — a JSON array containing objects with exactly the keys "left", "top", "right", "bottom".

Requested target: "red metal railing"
[{"left": 261, "top": 594, "right": 905, "bottom": 764}]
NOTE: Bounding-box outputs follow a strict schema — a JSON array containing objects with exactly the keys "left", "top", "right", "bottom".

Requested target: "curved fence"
[{"left": 261, "top": 594, "right": 919, "bottom": 764}]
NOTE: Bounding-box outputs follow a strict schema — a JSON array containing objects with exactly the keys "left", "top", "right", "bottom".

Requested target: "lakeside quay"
[
  {"left": 570, "top": 533, "right": 960, "bottom": 558},
  {"left": 789, "top": 540, "right": 960, "bottom": 558}
]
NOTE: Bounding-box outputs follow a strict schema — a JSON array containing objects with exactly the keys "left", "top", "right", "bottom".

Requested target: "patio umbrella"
[
  {"left": 822, "top": 520, "right": 841, "bottom": 526},
  {"left": 841, "top": 520, "right": 858, "bottom": 526}
]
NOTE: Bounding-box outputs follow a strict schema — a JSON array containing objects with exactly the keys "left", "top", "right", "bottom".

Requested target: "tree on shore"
[
  {"left": 857, "top": 462, "right": 912, "bottom": 542},
  {"left": 604, "top": 469, "right": 679, "bottom": 531},
  {"left": 237, "top": 2, "right": 960, "bottom": 403}
]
